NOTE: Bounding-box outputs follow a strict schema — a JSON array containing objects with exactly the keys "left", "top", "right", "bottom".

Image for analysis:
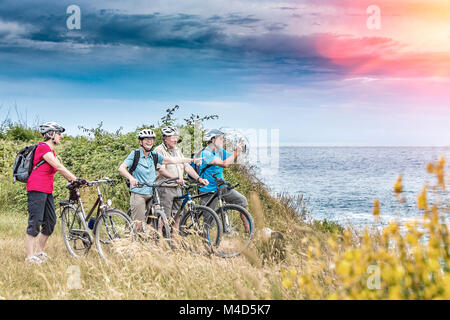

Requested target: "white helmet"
[
  {"left": 204, "top": 129, "right": 225, "bottom": 142},
  {"left": 138, "top": 129, "right": 156, "bottom": 139},
  {"left": 161, "top": 126, "right": 179, "bottom": 137},
  {"left": 39, "top": 122, "right": 65, "bottom": 135}
]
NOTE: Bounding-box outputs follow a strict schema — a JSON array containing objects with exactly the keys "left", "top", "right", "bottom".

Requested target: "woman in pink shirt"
[{"left": 25, "top": 122, "right": 78, "bottom": 264}]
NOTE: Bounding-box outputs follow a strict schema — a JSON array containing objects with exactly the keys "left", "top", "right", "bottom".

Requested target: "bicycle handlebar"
[
  {"left": 66, "top": 178, "right": 116, "bottom": 189},
  {"left": 136, "top": 177, "right": 179, "bottom": 189}
]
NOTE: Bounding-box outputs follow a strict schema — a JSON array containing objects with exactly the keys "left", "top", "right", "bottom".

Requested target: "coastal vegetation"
[{"left": 0, "top": 108, "right": 448, "bottom": 300}]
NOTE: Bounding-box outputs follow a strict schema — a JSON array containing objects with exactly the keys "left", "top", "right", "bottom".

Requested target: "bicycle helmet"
[
  {"left": 138, "top": 129, "right": 156, "bottom": 139},
  {"left": 204, "top": 129, "right": 225, "bottom": 142},
  {"left": 39, "top": 122, "right": 66, "bottom": 135},
  {"left": 161, "top": 126, "right": 179, "bottom": 137}
]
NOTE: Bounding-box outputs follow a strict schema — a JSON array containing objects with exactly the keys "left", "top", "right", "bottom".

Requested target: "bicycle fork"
[{"left": 218, "top": 199, "right": 231, "bottom": 233}]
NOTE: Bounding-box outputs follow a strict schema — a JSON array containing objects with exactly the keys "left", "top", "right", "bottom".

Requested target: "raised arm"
[
  {"left": 162, "top": 156, "right": 202, "bottom": 166},
  {"left": 208, "top": 142, "right": 244, "bottom": 168}
]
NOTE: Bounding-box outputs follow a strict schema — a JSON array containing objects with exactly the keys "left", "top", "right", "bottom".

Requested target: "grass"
[
  {"left": 2, "top": 116, "right": 448, "bottom": 300},
  {"left": 2, "top": 159, "right": 449, "bottom": 300},
  {"left": 0, "top": 187, "right": 332, "bottom": 300}
]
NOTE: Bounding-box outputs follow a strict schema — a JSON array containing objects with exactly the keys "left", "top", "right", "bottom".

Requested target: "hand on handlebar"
[
  {"left": 177, "top": 177, "right": 185, "bottom": 186},
  {"left": 198, "top": 178, "right": 209, "bottom": 186},
  {"left": 66, "top": 178, "right": 87, "bottom": 189},
  {"left": 129, "top": 177, "right": 139, "bottom": 188}
]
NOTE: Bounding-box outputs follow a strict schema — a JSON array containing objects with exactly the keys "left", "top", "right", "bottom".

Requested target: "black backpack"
[
  {"left": 12, "top": 143, "right": 47, "bottom": 183},
  {"left": 126, "top": 150, "right": 159, "bottom": 188}
]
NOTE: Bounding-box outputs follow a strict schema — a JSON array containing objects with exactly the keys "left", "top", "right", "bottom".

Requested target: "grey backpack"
[{"left": 12, "top": 143, "right": 46, "bottom": 183}]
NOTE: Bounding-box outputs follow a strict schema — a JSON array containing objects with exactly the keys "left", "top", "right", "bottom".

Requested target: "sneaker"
[
  {"left": 35, "top": 252, "right": 52, "bottom": 261},
  {"left": 25, "top": 256, "right": 43, "bottom": 264}
]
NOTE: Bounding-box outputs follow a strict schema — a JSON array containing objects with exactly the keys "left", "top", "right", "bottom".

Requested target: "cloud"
[
  {"left": 0, "top": 0, "right": 448, "bottom": 82},
  {"left": 0, "top": 19, "right": 33, "bottom": 40}
]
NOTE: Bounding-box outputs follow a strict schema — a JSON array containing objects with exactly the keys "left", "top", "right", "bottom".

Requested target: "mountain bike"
[
  {"left": 174, "top": 183, "right": 222, "bottom": 255},
  {"left": 60, "top": 178, "right": 135, "bottom": 262},
  {"left": 127, "top": 178, "right": 222, "bottom": 254},
  {"left": 130, "top": 177, "right": 179, "bottom": 247},
  {"left": 196, "top": 173, "right": 255, "bottom": 258}
]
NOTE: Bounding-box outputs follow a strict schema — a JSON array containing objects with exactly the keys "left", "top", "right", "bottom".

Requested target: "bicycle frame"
[
  {"left": 62, "top": 180, "right": 114, "bottom": 242},
  {"left": 174, "top": 186, "right": 202, "bottom": 220},
  {"left": 191, "top": 172, "right": 244, "bottom": 234}
]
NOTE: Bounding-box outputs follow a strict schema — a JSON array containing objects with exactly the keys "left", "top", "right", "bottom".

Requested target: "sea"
[{"left": 253, "top": 146, "right": 450, "bottom": 230}]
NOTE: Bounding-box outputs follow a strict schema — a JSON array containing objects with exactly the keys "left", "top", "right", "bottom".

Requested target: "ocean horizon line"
[{"left": 255, "top": 144, "right": 450, "bottom": 148}]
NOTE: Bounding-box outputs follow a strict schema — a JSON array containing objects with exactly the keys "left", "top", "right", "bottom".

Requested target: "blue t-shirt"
[
  {"left": 123, "top": 149, "right": 164, "bottom": 195},
  {"left": 198, "top": 146, "right": 233, "bottom": 193}
]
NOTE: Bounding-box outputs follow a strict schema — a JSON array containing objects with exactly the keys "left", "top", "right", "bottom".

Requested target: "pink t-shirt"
[{"left": 26, "top": 143, "right": 58, "bottom": 194}]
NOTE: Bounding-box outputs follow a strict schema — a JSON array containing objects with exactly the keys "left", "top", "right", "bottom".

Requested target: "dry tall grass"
[{"left": 0, "top": 186, "right": 329, "bottom": 300}]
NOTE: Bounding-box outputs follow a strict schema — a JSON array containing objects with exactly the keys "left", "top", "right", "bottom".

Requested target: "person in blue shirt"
[
  {"left": 118, "top": 129, "right": 200, "bottom": 232},
  {"left": 198, "top": 129, "right": 249, "bottom": 232}
]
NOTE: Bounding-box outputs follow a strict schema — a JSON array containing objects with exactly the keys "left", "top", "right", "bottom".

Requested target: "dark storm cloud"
[
  {"left": 0, "top": 0, "right": 349, "bottom": 81},
  {"left": 0, "top": 1, "right": 302, "bottom": 59}
]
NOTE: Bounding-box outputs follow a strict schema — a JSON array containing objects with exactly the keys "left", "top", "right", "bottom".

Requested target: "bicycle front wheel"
[
  {"left": 215, "top": 204, "right": 255, "bottom": 258},
  {"left": 61, "top": 205, "right": 92, "bottom": 258},
  {"left": 94, "top": 209, "right": 136, "bottom": 262},
  {"left": 179, "top": 205, "right": 222, "bottom": 255}
]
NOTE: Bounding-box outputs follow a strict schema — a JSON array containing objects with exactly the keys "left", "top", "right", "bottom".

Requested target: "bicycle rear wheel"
[
  {"left": 179, "top": 205, "right": 222, "bottom": 255},
  {"left": 215, "top": 204, "right": 255, "bottom": 258},
  {"left": 94, "top": 209, "right": 136, "bottom": 262},
  {"left": 61, "top": 205, "right": 92, "bottom": 258}
]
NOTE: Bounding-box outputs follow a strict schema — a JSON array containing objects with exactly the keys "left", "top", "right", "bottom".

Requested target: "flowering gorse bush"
[{"left": 281, "top": 157, "right": 449, "bottom": 300}]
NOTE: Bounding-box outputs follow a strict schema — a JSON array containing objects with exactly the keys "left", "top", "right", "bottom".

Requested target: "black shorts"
[{"left": 27, "top": 191, "right": 56, "bottom": 237}]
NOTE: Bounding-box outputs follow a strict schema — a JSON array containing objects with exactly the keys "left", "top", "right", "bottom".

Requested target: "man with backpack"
[
  {"left": 20, "top": 122, "right": 79, "bottom": 264},
  {"left": 154, "top": 126, "right": 209, "bottom": 231},
  {"left": 118, "top": 129, "right": 202, "bottom": 232}
]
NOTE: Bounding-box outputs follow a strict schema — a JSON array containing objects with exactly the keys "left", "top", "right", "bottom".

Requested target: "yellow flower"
[
  {"left": 344, "top": 229, "right": 352, "bottom": 244},
  {"left": 388, "top": 286, "right": 403, "bottom": 300},
  {"left": 327, "top": 237, "right": 337, "bottom": 249},
  {"left": 327, "top": 293, "right": 339, "bottom": 300},
  {"left": 282, "top": 278, "right": 293, "bottom": 289},
  {"left": 386, "top": 221, "right": 399, "bottom": 235},
  {"left": 417, "top": 187, "right": 428, "bottom": 210},
  {"left": 343, "top": 249, "right": 354, "bottom": 262},
  {"left": 373, "top": 199, "right": 380, "bottom": 217},
  {"left": 394, "top": 175, "right": 403, "bottom": 194},
  {"left": 290, "top": 268, "right": 297, "bottom": 278},
  {"left": 427, "top": 259, "right": 440, "bottom": 272},
  {"left": 406, "top": 233, "right": 418, "bottom": 245},
  {"left": 337, "top": 261, "right": 352, "bottom": 277}
]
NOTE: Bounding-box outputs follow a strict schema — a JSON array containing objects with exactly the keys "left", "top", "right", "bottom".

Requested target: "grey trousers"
[{"left": 158, "top": 186, "right": 183, "bottom": 219}]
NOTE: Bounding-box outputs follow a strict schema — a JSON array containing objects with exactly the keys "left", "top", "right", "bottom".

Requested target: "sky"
[{"left": 0, "top": 0, "right": 449, "bottom": 146}]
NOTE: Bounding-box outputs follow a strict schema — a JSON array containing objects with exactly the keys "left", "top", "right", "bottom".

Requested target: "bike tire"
[
  {"left": 215, "top": 204, "right": 255, "bottom": 258},
  {"left": 94, "top": 209, "right": 135, "bottom": 262},
  {"left": 179, "top": 205, "right": 222, "bottom": 255},
  {"left": 61, "top": 205, "right": 92, "bottom": 258}
]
